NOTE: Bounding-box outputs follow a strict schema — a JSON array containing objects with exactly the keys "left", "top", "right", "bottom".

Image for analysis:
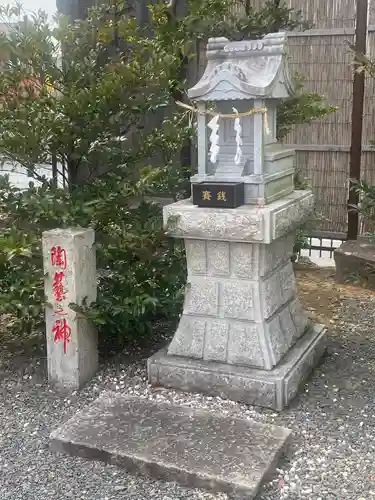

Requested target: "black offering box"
[{"left": 192, "top": 182, "right": 244, "bottom": 208}]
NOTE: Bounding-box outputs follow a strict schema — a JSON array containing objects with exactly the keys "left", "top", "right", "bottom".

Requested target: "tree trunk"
[
  {"left": 56, "top": 0, "right": 96, "bottom": 20},
  {"left": 172, "top": 54, "right": 192, "bottom": 196},
  {"left": 66, "top": 159, "right": 79, "bottom": 192}
]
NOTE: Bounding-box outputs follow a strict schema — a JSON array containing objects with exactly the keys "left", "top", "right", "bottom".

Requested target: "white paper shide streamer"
[
  {"left": 232, "top": 107, "right": 243, "bottom": 165},
  {"left": 207, "top": 115, "right": 220, "bottom": 164}
]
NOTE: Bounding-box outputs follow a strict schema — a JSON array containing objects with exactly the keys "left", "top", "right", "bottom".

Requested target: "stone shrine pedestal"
[{"left": 148, "top": 191, "right": 327, "bottom": 410}]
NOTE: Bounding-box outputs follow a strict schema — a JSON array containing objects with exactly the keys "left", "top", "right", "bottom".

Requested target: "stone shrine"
[
  {"left": 148, "top": 32, "right": 327, "bottom": 410},
  {"left": 190, "top": 33, "right": 295, "bottom": 206}
]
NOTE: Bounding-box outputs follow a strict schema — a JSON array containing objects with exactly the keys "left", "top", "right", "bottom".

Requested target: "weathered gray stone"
[
  {"left": 261, "top": 233, "right": 294, "bottom": 276},
  {"left": 226, "top": 323, "right": 265, "bottom": 368},
  {"left": 231, "top": 242, "right": 258, "bottom": 279},
  {"left": 289, "top": 298, "right": 309, "bottom": 338},
  {"left": 279, "top": 305, "right": 299, "bottom": 349},
  {"left": 260, "top": 269, "right": 283, "bottom": 319},
  {"left": 164, "top": 191, "right": 314, "bottom": 244},
  {"left": 185, "top": 239, "right": 207, "bottom": 275},
  {"left": 150, "top": 357, "right": 278, "bottom": 408},
  {"left": 279, "top": 262, "right": 296, "bottom": 303},
  {"left": 184, "top": 278, "right": 219, "bottom": 316},
  {"left": 42, "top": 228, "right": 98, "bottom": 391},
  {"left": 266, "top": 314, "right": 289, "bottom": 367},
  {"left": 149, "top": 324, "right": 327, "bottom": 411},
  {"left": 282, "top": 326, "right": 327, "bottom": 403},
  {"left": 264, "top": 170, "right": 294, "bottom": 204},
  {"left": 207, "top": 241, "right": 230, "bottom": 276},
  {"left": 203, "top": 321, "right": 229, "bottom": 362},
  {"left": 166, "top": 233, "right": 310, "bottom": 371},
  {"left": 50, "top": 397, "right": 291, "bottom": 500},
  {"left": 272, "top": 193, "right": 315, "bottom": 240},
  {"left": 221, "top": 281, "right": 255, "bottom": 320},
  {"left": 168, "top": 317, "right": 206, "bottom": 358}
]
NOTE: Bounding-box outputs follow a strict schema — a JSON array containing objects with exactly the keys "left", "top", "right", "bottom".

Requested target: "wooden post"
[{"left": 348, "top": 0, "right": 368, "bottom": 240}]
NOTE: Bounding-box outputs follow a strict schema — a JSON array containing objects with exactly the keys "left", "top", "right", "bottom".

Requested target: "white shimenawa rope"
[
  {"left": 175, "top": 100, "right": 270, "bottom": 165},
  {"left": 232, "top": 107, "right": 243, "bottom": 165},
  {"left": 207, "top": 115, "right": 220, "bottom": 164}
]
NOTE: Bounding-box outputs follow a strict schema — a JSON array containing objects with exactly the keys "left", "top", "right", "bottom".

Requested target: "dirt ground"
[
  {"left": 1, "top": 266, "right": 375, "bottom": 500},
  {"left": 296, "top": 266, "right": 375, "bottom": 328}
]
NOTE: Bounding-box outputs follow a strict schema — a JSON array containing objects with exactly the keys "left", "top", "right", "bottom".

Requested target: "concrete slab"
[
  {"left": 50, "top": 396, "right": 291, "bottom": 500},
  {"left": 149, "top": 324, "right": 327, "bottom": 411}
]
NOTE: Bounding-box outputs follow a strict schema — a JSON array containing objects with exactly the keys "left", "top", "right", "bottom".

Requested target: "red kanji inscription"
[
  {"left": 53, "top": 305, "right": 68, "bottom": 316},
  {"left": 52, "top": 271, "right": 65, "bottom": 302},
  {"left": 52, "top": 318, "right": 71, "bottom": 354},
  {"left": 51, "top": 246, "right": 67, "bottom": 270}
]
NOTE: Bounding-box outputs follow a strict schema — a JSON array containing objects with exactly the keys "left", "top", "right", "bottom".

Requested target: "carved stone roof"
[{"left": 188, "top": 32, "right": 295, "bottom": 101}]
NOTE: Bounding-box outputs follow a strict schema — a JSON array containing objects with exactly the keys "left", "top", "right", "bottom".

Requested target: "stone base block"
[
  {"left": 148, "top": 324, "right": 327, "bottom": 411},
  {"left": 164, "top": 190, "right": 314, "bottom": 244},
  {"left": 50, "top": 395, "right": 291, "bottom": 500}
]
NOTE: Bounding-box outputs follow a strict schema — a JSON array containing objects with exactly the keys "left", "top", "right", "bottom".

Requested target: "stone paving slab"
[{"left": 50, "top": 396, "right": 291, "bottom": 499}]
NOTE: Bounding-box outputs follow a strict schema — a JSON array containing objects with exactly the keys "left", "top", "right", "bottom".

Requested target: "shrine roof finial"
[{"left": 188, "top": 32, "right": 295, "bottom": 101}]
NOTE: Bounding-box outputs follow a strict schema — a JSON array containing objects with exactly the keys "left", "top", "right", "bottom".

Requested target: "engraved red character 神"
[
  {"left": 51, "top": 245, "right": 67, "bottom": 270},
  {"left": 52, "top": 318, "right": 71, "bottom": 353}
]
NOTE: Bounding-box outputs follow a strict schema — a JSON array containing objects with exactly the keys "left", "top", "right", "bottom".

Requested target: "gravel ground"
[{"left": 1, "top": 293, "right": 375, "bottom": 500}]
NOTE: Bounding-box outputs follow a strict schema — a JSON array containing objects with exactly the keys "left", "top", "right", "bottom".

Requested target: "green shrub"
[
  {"left": 0, "top": 173, "right": 186, "bottom": 349},
  {"left": 0, "top": 0, "right": 336, "bottom": 349}
]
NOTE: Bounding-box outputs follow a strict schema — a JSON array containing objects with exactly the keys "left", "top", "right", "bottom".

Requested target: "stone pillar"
[
  {"left": 197, "top": 102, "right": 207, "bottom": 177},
  {"left": 253, "top": 99, "right": 265, "bottom": 175},
  {"left": 168, "top": 233, "right": 306, "bottom": 369},
  {"left": 42, "top": 228, "right": 98, "bottom": 390},
  {"left": 148, "top": 192, "right": 327, "bottom": 410}
]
